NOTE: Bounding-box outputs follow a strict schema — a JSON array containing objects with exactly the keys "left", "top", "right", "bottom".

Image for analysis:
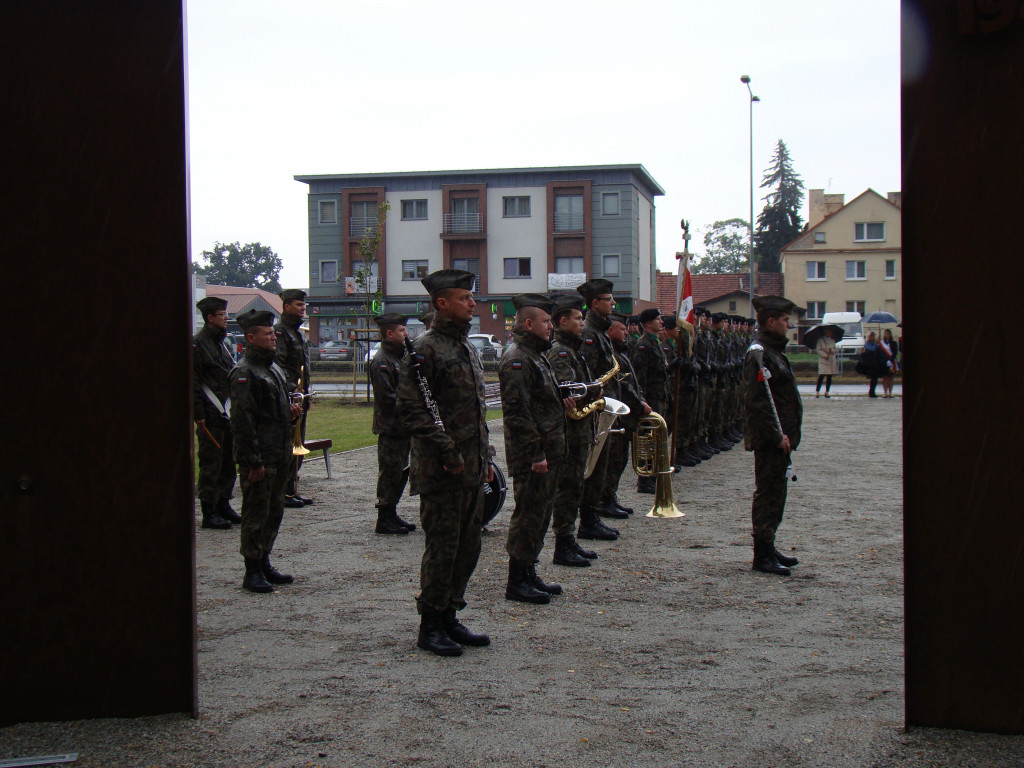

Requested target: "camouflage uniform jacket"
[
  {"left": 500, "top": 329, "right": 567, "bottom": 475},
  {"left": 743, "top": 330, "right": 803, "bottom": 452},
  {"left": 370, "top": 340, "right": 405, "bottom": 436},
  {"left": 630, "top": 331, "right": 669, "bottom": 408},
  {"left": 545, "top": 329, "right": 596, "bottom": 445},
  {"left": 712, "top": 329, "right": 729, "bottom": 386},
  {"left": 675, "top": 327, "right": 698, "bottom": 389},
  {"left": 397, "top": 313, "right": 491, "bottom": 495},
  {"left": 612, "top": 338, "right": 645, "bottom": 431},
  {"left": 694, "top": 328, "right": 713, "bottom": 384},
  {"left": 229, "top": 346, "right": 293, "bottom": 468},
  {"left": 274, "top": 313, "right": 310, "bottom": 394},
  {"left": 193, "top": 324, "right": 234, "bottom": 423},
  {"left": 580, "top": 311, "right": 619, "bottom": 399}
]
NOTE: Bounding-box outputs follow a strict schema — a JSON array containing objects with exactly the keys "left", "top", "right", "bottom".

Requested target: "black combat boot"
[
  {"left": 417, "top": 609, "right": 463, "bottom": 656},
  {"left": 394, "top": 510, "right": 416, "bottom": 531},
  {"left": 772, "top": 545, "right": 799, "bottom": 568},
  {"left": 577, "top": 508, "right": 618, "bottom": 541},
  {"left": 636, "top": 475, "right": 657, "bottom": 495},
  {"left": 598, "top": 497, "right": 628, "bottom": 519},
  {"left": 573, "top": 537, "right": 598, "bottom": 559},
  {"left": 217, "top": 497, "right": 242, "bottom": 524},
  {"left": 752, "top": 538, "right": 791, "bottom": 576},
  {"left": 505, "top": 559, "right": 550, "bottom": 604},
  {"left": 611, "top": 495, "right": 634, "bottom": 515},
  {"left": 261, "top": 554, "right": 293, "bottom": 584},
  {"left": 676, "top": 447, "right": 699, "bottom": 467},
  {"left": 201, "top": 501, "right": 231, "bottom": 530},
  {"left": 712, "top": 433, "right": 733, "bottom": 451},
  {"left": 698, "top": 438, "right": 718, "bottom": 457},
  {"left": 528, "top": 562, "right": 562, "bottom": 595},
  {"left": 553, "top": 535, "right": 590, "bottom": 567},
  {"left": 375, "top": 506, "right": 410, "bottom": 535},
  {"left": 284, "top": 495, "right": 305, "bottom": 509},
  {"left": 242, "top": 558, "right": 273, "bottom": 593},
  {"left": 443, "top": 608, "right": 490, "bottom": 647}
]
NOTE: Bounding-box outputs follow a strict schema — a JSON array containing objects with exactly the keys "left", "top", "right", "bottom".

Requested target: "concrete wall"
[{"left": 486, "top": 185, "right": 548, "bottom": 294}]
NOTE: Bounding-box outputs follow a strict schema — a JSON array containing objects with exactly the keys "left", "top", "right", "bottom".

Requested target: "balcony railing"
[
  {"left": 349, "top": 216, "right": 379, "bottom": 238},
  {"left": 553, "top": 211, "right": 584, "bottom": 232},
  {"left": 442, "top": 212, "right": 483, "bottom": 234}
]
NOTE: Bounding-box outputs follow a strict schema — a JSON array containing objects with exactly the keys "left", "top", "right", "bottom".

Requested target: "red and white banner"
[{"left": 676, "top": 251, "right": 694, "bottom": 327}]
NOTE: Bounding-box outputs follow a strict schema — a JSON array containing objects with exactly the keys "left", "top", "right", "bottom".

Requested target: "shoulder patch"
[
  {"left": 416, "top": 354, "right": 425, "bottom": 363},
  {"left": 638, "top": 343, "right": 646, "bottom": 350},
  {"left": 558, "top": 351, "right": 568, "bottom": 358},
  {"left": 379, "top": 363, "right": 389, "bottom": 371},
  {"left": 236, "top": 377, "right": 247, "bottom": 384},
  {"left": 584, "top": 338, "right": 594, "bottom": 345},
  {"left": 511, "top": 361, "right": 522, "bottom": 369}
]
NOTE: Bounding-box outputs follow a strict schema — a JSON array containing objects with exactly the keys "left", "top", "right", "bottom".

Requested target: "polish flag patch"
[{"left": 511, "top": 361, "right": 522, "bottom": 369}]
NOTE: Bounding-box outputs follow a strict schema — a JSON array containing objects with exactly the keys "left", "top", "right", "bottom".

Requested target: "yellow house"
[{"left": 781, "top": 188, "right": 901, "bottom": 338}]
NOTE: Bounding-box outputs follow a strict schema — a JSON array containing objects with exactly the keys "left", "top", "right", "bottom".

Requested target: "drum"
[{"left": 482, "top": 460, "right": 507, "bottom": 525}]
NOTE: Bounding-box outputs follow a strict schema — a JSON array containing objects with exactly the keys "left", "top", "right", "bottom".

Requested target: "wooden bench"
[
  {"left": 484, "top": 382, "right": 501, "bottom": 409},
  {"left": 302, "top": 438, "right": 334, "bottom": 478}
]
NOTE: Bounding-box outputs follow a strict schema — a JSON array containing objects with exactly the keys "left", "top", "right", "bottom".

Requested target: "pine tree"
[{"left": 754, "top": 139, "right": 804, "bottom": 273}]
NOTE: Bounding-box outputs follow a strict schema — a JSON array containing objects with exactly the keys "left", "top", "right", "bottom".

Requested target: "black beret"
[
  {"left": 237, "top": 309, "right": 275, "bottom": 330},
  {"left": 638, "top": 308, "right": 662, "bottom": 324},
  {"left": 752, "top": 295, "right": 796, "bottom": 314},
  {"left": 576, "top": 278, "right": 614, "bottom": 301},
  {"left": 711, "top": 312, "right": 728, "bottom": 323},
  {"left": 196, "top": 296, "right": 227, "bottom": 316},
  {"left": 419, "top": 310, "right": 435, "bottom": 325},
  {"left": 374, "top": 313, "right": 408, "bottom": 328},
  {"left": 512, "top": 293, "right": 554, "bottom": 315},
  {"left": 551, "top": 294, "right": 585, "bottom": 319},
  {"left": 663, "top": 315, "right": 678, "bottom": 329},
  {"left": 422, "top": 269, "right": 475, "bottom": 294},
  {"left": 608, "top": 312, "right": 630, "bottom": 325},
  {"left": 626, "top": 315, "right": 639, "bottom": 325},
  {"left": 279, "top": 289, "right": 307, "bottom": 303}
]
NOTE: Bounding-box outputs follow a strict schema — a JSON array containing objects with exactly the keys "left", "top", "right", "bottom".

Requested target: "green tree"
[
  {"left": 192, "top": 241, "right": 283, "bottom": 292},
  {"left": 754, "top": 139, "right": 804, "bottom": 273},
  {"left": 692, "top": 218, "right": 749, "bottom": 274},
  {"left": 351, "top": 201, "right": 390, "bottom": 320}
]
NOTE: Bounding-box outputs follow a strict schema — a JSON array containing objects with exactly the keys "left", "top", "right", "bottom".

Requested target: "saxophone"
[{"left": 567, "top": 356, "right": 620, "bottom": 420}]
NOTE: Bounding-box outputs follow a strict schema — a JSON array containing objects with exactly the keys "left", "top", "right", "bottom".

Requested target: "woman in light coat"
[{"left": 815, "top": 327, "right": 839, "bottom": 398}]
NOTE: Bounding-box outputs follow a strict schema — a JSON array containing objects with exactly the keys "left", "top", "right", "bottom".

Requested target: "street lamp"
[{"left": 740, "top": 75, "right": 760, "bottom": 316}]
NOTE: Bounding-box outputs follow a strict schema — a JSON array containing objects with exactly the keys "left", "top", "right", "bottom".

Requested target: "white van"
[{"left": 821, "top": 311, "right": 865, "bottom": 354}]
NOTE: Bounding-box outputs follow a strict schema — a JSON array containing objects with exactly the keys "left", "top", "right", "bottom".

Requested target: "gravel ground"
[{"left": 4, "top": 395, "right": 1024, "bottom": 767}]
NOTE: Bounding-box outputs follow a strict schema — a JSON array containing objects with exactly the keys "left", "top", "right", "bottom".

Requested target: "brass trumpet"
[
  {"left": 567, "top": 356, "right": 620, "bottom": 420},
  {"left": 632, "top": 411, "right": 683, "bottom": 518},
  {"left": 291, "top": 365, "right": 310, "bottom": 456}
]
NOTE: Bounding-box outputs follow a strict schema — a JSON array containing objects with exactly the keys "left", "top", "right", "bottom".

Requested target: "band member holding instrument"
[
  {"left": 744, "top": 295, "right": 803, "bottom": 577},
  {"left": 546, "top": 294, "right": 603, "bottom": 565},
  {"left": 630, "top": 308, "right": 670, "bottom": 494},
  {"left": 275, "top": 288, "right": 313, "bottom": 508},
  {"left": 230, "top": 310, "right": 303, "bottom": 593},
  {"left": 499, "top": 293, "right": 567, "bottom": 603},
  {"left": 397, "top": 269, "right": 494, "bottom": 657},
  {"left": 607, "top": 313, "right": 651, "bottom": 510},
  {"left": 369, "top": 313, "right": 416, "bottom": 535},
  {"left": 193, "top": 296, "right": 241, "bottom": 530}
]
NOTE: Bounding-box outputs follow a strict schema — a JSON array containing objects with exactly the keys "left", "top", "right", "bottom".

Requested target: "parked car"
[
  {"left": 362, "top": 341, "right": 382, "bottom": 362},
  {"left": 225, "top": 332, "right": 245, "bottom": 362},
  {"left": 317, "top": 340, "right": 354, "bottom": 361},
  {"left": 468, "top": 333, "right": 504, "bottom": 360}
]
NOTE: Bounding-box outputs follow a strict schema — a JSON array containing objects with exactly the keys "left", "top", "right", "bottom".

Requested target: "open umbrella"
[
  {"left": 802, "top": 323, "right": 844, "bottom": 350},
  {"left": 862, "top": 311, "right": 899, "bottom": 324}
]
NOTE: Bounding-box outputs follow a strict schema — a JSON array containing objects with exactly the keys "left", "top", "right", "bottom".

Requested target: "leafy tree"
[
  {"left": 754, "top": 139, "right": 804, "bottom": 273},
  {"left": 352, "top": 201, "right": 390, "bottom": 319},
  {"left": 192, "top": 241, "right": 283, "bottom": 292},
  {"left": 692, "top": 218, "right": 749, "bottom": 274}
]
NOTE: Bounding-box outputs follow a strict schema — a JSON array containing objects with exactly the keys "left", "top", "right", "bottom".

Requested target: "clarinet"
[{"left": 404, "top": 336, "right": 444, "bottom": 428}]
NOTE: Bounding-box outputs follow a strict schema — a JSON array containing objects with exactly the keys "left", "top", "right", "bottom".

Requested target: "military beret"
[
  {"left": 608, "top": 311, "right": 630, "bottom": 325},
  {"left": 551, "top": 294, "right": 584, "bottom": 319},
  {"left": 576, "top": 278, "right": 614, "bottom": 301},
  {"left": 626, "top": 315, "right": 639, "bottom": 325},
  {"left": 638, "top": 308, "right": 661, "bottom": 324},
  {"left": 279, "top": 288, "right": 307, "bottom": 303},
  {"left": 422, "top": 269, "right": 475, "bottom": 294},
  {"left": 237, "top": 309, "right": 275, "bottom": 330},
  {"left": 374, "top": 313, "right": 408, "bottom": 328},
  {"left": 419, "top": 309, "right": 435, "bottom": 326},
  {"left": 512, "top": 293, "right": 554, "bottom": 315},
  {"left": 196, "top": 296, "right": 227, "bottom": 316},
  {"left": 663, "top": 315, "right": 678, "bottom": 329},
  {"left": 711, "top": 312, "right": 728, "bottom": 323},
  {"left": 752, "top": 295, "right": 796, "bottom": 315}
]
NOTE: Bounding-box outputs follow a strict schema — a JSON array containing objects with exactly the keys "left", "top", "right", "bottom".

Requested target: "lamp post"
[{"left": 740, "top": 75, "right": 760, "bottom": 316}]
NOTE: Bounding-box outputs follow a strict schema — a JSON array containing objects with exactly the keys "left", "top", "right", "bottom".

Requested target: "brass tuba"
[
  {"left": 567, "top": 356, "right": 620, "bottom": 420},
  {"left": 632, "top": 412, "right": 684, "bottom": 518},
  {"left": 584, "top": 396, "right": 630, "bottom": 478}
]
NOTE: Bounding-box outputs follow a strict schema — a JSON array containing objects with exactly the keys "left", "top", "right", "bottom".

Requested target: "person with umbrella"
[
  {"left": 879, "top": 328, "right": 899, "bottom": 398},
  {"left": 806, "top": 324, "right": 840, "bottom": 398}
]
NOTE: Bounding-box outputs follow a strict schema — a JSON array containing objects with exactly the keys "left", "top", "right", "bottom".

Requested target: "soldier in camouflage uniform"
[
  {"left": 229, "top": 310, "right": 303, "bottom": 593},
  {"left": 193, "top": 296, "right": 241, "bottom": 529},
  {"left": 630, "top": 308, "right": 669, "bottom": 494},
  {"left": 397, "top": 269, "right": 494, "bottom": 657},
  {"left": 545, "top": 294, "right": 601, "bottom": 566},
  {"left": 709, "top": 312, "right": 735, "bottom": 452},
  {"left": 692, "top": 309, "right": 717, "bottom": 461},
  {"left": 743, "top": 296, "right": 803, "bottom": 577},
  {"left": 369, "top": 313, "right": 416, "bottom": 536},
  {"left": 607, "top": 313, "right": 650, "bottom": 510},
  {"left": 274, "top": 289, "right": 313, "bottom": 508},
  {"left": 500, "top": 294, "right": 567, "bottom": 603}
]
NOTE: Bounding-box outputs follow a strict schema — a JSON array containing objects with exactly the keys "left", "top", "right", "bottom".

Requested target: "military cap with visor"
[
  {"left": 421, "top": 269, "right": 476, "bottom": 295},
  {"left": 236, "top": 309, "right": 276, "bottom": 330},
  {"left": 279, "top": 288, "right": 307, "bottom": 303},
  {"left": 576, "top": 278, "right": 614, "bottom": 302},
  {"left": 196, "top": 296, "right": 228, "bottom": 317}
]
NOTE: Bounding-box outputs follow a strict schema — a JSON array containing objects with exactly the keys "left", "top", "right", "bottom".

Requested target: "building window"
[
  {"left": 729, "top": 301, "right": 737, "bottom": 311},
  {"left": 814, "top": 231, "right": 826, "bottom": 243},
  {"left": 601, "top": 192, "right": 620, "bottom": 216},
  {"left": 554, "top": 194, "right": 584, "bottom": 232},
  {"left": 402, "top": 259, "right": 429, "bottom": 280},
  {"left": 854, "top": 222, "right": 885, "bottom": 241},
  {"left": 885, "top": 259, "right": 896, "bottom": 279},
  {"left": 452, "top": 258, "right": 480, "bottom": 287},
  {"left": 602, "top": 254, "right": 620, "bottom": 276},
  {"left": 806, "top": 261, "right": 827, "bottom": 280},
  {"left": 502, "top": 196, "right": 531, "bottom": 217},
  {"left": 444, "top": 198, "right": 481, "bottom": 234},
  {"left": 318, "top": 200, "right": 337, "bottom": 225},
  {"left": 503, "top": 258, "right": 531, "bottom": 278},
  {"left": 401, "top": 199, "right": 427, "bottom": 220},
  {"left": 806, "top": 301, "right": 826, "bottom": 320},
  {"left": 846, "top": 260, "right": 867, "bottom": 280},
  {"left": 350, "top": 200, "right": 378, "bottom": 237},
  {"left": 555, "top": 256, "right": 584, "bottom": 274},
  {"left": 846, "top": 300, "right": 866, "bottom": 315},
  {"left": 319, "top": 260, "right": 338, "bottom": 283}
]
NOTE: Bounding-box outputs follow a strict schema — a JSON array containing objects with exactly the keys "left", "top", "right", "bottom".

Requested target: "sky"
[{"left": 186, "top": 0, "right": 901, "bottom": 289}]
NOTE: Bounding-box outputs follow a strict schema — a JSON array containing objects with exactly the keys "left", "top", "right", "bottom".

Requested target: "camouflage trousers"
[
  {"left": 286, "top": 409, "right": 307, "bottom": 497},
  {"left": 674, "top": 386, "right": 698, "bottom": 452},
  {"left": 195, "top": 417, "right": 236, "bottom": 504},
  {"left": 507, "top": 461, "right": 560, "bottom": 562},
  {"left": 696, "top": 382, "right": 711, "bottom": 440},
  {"left": 604, "top": 429, "right": 632, "bottom": 501},
  {"left": 418, "top": 485, "right": 483, "bottom": 614},
  {"left": 553, "top": 438, "right": 589, "bottom": 537},
  {"left": 751, "top": 447, "right": 790, "bottom": 544},
  {"left": 582, "top": 435, "right": 610, "bottom": 511},
  {"left": 238, "top": 463, "right": 290, "bottom": 560},
  {"left": 376, "top": 433, "right": 410, "bottom": 509}
]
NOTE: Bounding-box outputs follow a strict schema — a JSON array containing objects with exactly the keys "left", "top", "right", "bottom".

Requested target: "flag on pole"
[{"left": 676, "top": 251, "right": 694, "bottom": 327}]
